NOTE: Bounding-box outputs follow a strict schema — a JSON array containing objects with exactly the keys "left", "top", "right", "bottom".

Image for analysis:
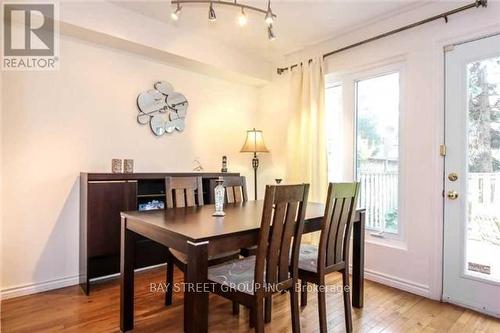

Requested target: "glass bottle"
[{"left": 213, "top": 177, "right": 226, "bottom": 216}]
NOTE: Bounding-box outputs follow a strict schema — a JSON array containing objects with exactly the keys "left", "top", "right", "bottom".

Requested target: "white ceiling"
[{"left": 112, "top": 0, "right": 427, "bottom": 63}]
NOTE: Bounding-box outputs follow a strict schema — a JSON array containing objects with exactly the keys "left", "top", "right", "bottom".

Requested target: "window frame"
[{"left": 325, "top": 60, "right": 407, "bottom": 242}]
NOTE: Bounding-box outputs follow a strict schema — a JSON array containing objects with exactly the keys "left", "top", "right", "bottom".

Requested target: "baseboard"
[
  {"left": 443, "top": 295, "right": 500, "bottom": 318},
  {"left": 1, "top": 275, "right": 80, "bottom": 300},
  {"left": 3, "top": 264, "right": 430, "bottom": 301},
  {"left": 89, "top": 263, "right": 167, "bottom": 283},
  {"left": 363, "top": 267, "right": 431, "bottom": 298},
  {"left": 1, "top": 263, "right": 167, "bottom": 300}
]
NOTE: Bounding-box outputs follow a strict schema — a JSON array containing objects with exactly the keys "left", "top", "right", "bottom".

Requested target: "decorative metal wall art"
[{"left": 137, "top": 81, "right": 188, "bottom": 136}]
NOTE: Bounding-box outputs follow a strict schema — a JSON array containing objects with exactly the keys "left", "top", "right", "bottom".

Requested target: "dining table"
[{"left": 120, "top": 200, "right": 366, "bottom": 333}]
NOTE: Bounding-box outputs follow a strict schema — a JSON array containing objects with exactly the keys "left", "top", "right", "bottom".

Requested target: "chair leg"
[
  {"left": 300, "top": 280, "right": 308, "bottom": 307},
  {"left": 264, "top": 296, "right": 272, "bottom": 323},
  {"left": 249, "top": 307, "right": 255, "bottom": 328},
  {"left": 318, "top": 283, "right": 327, "bottom": 333},
  {"left": 232, "top": 301, "right": 240, "bottom": 315},
  {"left": 165, "top": 254, "right": 174, "bottom": 306},
  {"left": 342, "top": 269, "right": 353, "bottom": 333},
  {"left": 290, "top": 284, "right": 301, "bottom": 333},
  {"left": 254, "top": 298, "right": 265, "bottom": 333}
]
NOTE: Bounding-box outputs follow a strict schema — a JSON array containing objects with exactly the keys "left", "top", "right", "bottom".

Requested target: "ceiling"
[{"left": 112, "top": 0, "right": 427, "bottom": 63}]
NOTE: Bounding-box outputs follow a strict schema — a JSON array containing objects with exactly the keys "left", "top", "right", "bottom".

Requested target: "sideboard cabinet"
[{"left": 80, "top": 172, "right": 238, "bottom": 294}]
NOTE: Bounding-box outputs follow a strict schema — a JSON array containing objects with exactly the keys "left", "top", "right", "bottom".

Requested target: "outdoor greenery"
[{"left": 467, "top": 57, "right": 500, "bottom": 172}]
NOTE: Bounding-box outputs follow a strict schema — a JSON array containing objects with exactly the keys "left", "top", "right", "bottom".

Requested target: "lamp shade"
[{"left": 240, "top": 128, "right": 269, "bottom": 153}]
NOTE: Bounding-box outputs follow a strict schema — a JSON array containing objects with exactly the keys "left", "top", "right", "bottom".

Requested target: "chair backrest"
[
  {"left": 254, "top": 184, "right": 309, "bottom": 293},
  {"left": 165, "top": 177, "right": 204, "bottom": 208},
  {"left": 318, "top": 182, "right": 360, "bottom": 270},
  {"left": 222, "top": 176, "right": 248, "bottom": 203}
]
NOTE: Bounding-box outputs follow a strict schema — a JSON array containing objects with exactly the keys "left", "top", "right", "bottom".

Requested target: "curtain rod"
[{"left": 277, "top": 0, "right": 488, "bottom": 75}]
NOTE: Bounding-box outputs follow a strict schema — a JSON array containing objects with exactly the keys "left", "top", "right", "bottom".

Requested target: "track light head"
[
  {"left": 208, "top": 2, "right": 216, "bottom": 22},
  {"left": 238, "top": 7, "right": 248, "bottom": 26},
  {"left": 171, "top": 3, "right": 182, "bottom": 21},
  {"left": 265, "top": 1, "right": 273, "bottom": 25},
  {"left": 267, "top": 24, "right": 276, "bottom": 41}
]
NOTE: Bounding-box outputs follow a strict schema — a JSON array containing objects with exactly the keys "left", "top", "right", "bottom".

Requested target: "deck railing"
[
  {"left": 358, "top": 172, "right": 398, "bottom": 232},
  {"left": 358, "top": 172, "right": 499, "bottom": 237},
  {"left": 467, "top": 173, "right": 499, "bottom": 245}
]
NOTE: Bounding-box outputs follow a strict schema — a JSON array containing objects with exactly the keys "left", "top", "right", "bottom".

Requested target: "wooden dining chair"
[
  {"left": 164, "top": 176, "right": 240, "bottom": 306},
  {"left": 223, "top": 176, "right": 248, "bottom": 203},
  {"left": 207, "top": 184, "right": 310, "bottom": 333},
  {"left": 298, "top": 182, "right": 360, "bottom": 333}
]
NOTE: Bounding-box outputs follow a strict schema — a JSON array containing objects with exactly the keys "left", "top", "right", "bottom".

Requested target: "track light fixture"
[
  {"left": 267, "top": 23, "right": 276, "bottom": 41},
  {"left": 171, "top": 3, "right": 181, "bottom": 21},
  {"left": 238, "top": 7, "right": 248, "bottom": 26},
  {"left": 208, "top": 2, "right": 216, "bottom": 21},
  {"left": 264, "top": 0, "right": 273, "bottom": 25},
  {"left": 171, "top": 0, "right": 277, "bottom": 39}
]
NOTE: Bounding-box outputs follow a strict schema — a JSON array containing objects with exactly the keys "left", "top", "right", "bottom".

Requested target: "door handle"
[{"left": 447, "top": 190, "right": 459, "bottom": 200}]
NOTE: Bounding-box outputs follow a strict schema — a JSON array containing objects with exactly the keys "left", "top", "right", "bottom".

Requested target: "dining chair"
[
  {"left": 207, "top": 184, "right": 310, "bottom": 333},
  {"left": 214, "top": 175, "right": 249, "bottom": 315},
  {"left": 298, "top": 182, "right": 360, "bottom": 333},
  {"left": 222, "top": 176, "right": 248, "bottom": 203},
  {"left": 164, "top": 176, "right": 240, "bottom": 306}
]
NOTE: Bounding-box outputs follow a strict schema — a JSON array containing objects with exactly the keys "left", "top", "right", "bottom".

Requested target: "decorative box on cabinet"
[{"left": 79, "top": 172, "right": 239, "bottom": 294}]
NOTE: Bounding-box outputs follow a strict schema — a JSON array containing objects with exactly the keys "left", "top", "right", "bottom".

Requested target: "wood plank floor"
[{"left": 1, "top": 267, "right": 499, "bottom": 332}]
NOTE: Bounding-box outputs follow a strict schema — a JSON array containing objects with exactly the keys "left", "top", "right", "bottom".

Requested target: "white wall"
[
  {"left": 255, "top": 74, "right": 291, "bottom": 198},
  {"left": 0, "top": 34, "right": 260, "bottom": 297},
  {"left": 261, "top": 2, "right": 500, "bottom": 300}
]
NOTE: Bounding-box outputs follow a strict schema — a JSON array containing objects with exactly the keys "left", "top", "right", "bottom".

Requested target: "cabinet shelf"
[{"left": 137, "top": 193, "right": 165, "bottom": 198}]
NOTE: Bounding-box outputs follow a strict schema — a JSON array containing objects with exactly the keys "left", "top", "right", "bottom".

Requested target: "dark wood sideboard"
[{"left": 79, "top": 172, "right": 239, "bottom": 294}]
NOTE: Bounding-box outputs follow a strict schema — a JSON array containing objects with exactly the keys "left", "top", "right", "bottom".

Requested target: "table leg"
[
  {"left": 184, "top": 241, "right": 209, "bottom": 333},
  {"left": 120, "top": 217, "right": 136, "bottom": 332},
  {"left": 352, "top": 211, "right": 365, "bottom": 308}
]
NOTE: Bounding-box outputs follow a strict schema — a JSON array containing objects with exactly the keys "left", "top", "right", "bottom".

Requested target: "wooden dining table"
[{"left": 120, "top": 201, "right": 365, "bottom": 333}]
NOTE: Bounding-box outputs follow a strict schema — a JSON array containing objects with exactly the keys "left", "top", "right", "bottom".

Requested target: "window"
[
  {"left": 325, "top": 84, "right": 343, "bottom": 182},
  {"left": 355, "top": 72, "right": 400, "bottom": 234}
]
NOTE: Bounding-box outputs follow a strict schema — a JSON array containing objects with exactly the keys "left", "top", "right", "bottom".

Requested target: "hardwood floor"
[{"left": 1, "top": 267, "right": 499, "bottom": 332}]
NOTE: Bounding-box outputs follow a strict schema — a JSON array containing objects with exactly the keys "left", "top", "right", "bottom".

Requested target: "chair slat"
[
  {"left": 234, "top": 186, "right": 243, "bottom": 202},
  {"left": 175, "top": 189, "right": 186, "bottom": 208},
  {"left": 227, "top": 187, "right": 235, "bottom": 203},
  {"left": 326, "top": 198, "right": 345, "bottom": 266},
  {"left": 266, "top": 201, "right": 287, "bottom": 284},
  {"left": 186, "top": 189, "right": 196, "bottom": 207},
  {"left": 279, "top": 201, "right": 299, "bottom": 281},
  {"left": 165, "top": 178, "right": 174, "bottom": 209},
  {"left": 334, "top": 197, "right": 352, "bottom": 263}
]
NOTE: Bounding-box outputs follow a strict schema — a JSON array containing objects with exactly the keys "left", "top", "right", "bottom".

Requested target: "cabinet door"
[{"left": 88, "top": 181, "right": 137, "bottom": 257}]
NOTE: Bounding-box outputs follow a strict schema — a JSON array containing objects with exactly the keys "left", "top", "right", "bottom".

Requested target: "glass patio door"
[{"left": 443, "top": 34, "right": 500, "bottom": 317}]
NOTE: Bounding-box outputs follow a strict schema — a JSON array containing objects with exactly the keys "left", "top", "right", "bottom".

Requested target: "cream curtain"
[{"left": 286, "top": 58, "right": 328, "bottom": 203}]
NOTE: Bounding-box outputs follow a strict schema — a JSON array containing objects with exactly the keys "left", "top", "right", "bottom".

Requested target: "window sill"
[{"left": 365, "top": 231, "right": 408, "bottom": 251}]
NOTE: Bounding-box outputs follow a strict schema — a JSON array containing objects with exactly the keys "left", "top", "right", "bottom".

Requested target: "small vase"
[{"left": 213, "top": 177, "right": 226, "bottom": 216}]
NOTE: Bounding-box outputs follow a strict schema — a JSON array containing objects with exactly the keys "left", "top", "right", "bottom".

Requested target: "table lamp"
[{"left": 240, "top": 128, "right": 269, "bottom": 200}]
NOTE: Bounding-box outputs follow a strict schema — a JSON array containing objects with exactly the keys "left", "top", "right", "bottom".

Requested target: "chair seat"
[
  {"left": 298, "top": 244, "right": 319, "bottom": 273},
  {"left": 208, "top": 256, "right": 257, "bottom": 295},
  {"left": 169, "top": 248, "right": 240, "bottom": 266}
]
